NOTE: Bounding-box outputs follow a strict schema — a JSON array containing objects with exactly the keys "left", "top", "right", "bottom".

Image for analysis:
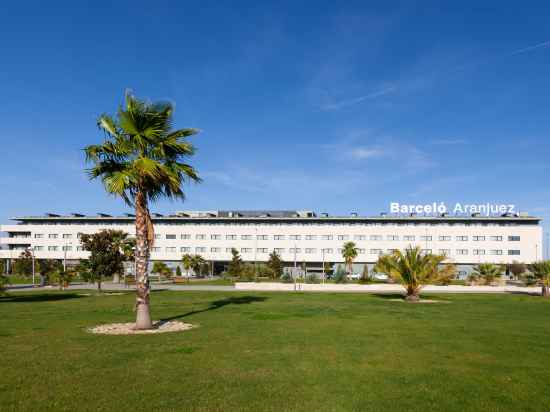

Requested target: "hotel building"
[{"left": 0, "top": 210, "right": 543, "bottom": 277}]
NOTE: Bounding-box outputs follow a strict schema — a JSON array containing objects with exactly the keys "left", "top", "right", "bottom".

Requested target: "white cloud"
[
  {"left": 320, "top": 86, "right": 397, "bottom": 111},
  {"left": 349, "top": 147, "right": 386, "bottom": 159},
  {"left": 431, "top": 139, "right": 469, "bottom": 145}
]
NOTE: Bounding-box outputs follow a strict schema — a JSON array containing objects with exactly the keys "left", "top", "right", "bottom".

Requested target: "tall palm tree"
[
  {"left": 528, "top": 260, "right": 550, "bottom": 297},
  {"left": 341, "top": 241, "right": 358, "bottom": 275},
  {"left": 471, "top": 263, "right": 503, "bottom": 286},
  {"left": 85, "top": 92, "right": 200, "bottom": 329},
  {"left": 374, "top": 246, "right": 456, "bottom": 301}
]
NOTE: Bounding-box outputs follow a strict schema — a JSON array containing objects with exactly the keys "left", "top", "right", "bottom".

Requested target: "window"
[
  {"left": 154, "top": 234, "right": 161, "bottom": 239},
  {"left": 210, "top": 234, "right": 221, "bottom": 240},
  {"left": 305, "top": 248, "right": 317, "bottom": 254},
  {"left": 403, "top": 235, "right": 415, "bottom": 241},
  {"left": 321, "top": 235, "right": 333, "bottom": 240},
  {"left": 456, "top": 236, "right": 468, "bottom": 241},
  {"left": 489, "top": 249, "right": 503, "bottom": 255},
  {"left": 322, "top": 248, "right": 333, "bottom": 254},
  {"left": 180, "top": 247, "right": 191, "bottom": 253},
  {"left": 438, "top": 248, "right": 451, "bottom": 255},
  {"left": 354, "top": 235, "right": 366, "bottom": 241},
  {"left": 370, "top": 235, "right": 382, "bottom": 241},
  {"left": 289, "top": 248, "right": 301, "bottom": 253},
  {"left": 62, "top": 246, "right": 72, "bottom": 251},
  {"left": 76, "top": 246, "right": 83, "bottom": 251},
  {"left": 211, "top": 247, "right": 221, "bottom": 253},
  {"left": 508, "top": 249, "right": 521, "bottom": 255},
  {"left": 473, "top": 249, "right": 485, "bottom": 255},
  {"left": 289, "top": 235, "right": 301, "bottom": 240},
  {"left": 420, "top": 235, "right": 432, "bottom": 241},
  {"left": 438, "top": 236, "right": 451, "bottom": 241},
  {"left": 257, "top": 235, "right": 268, "bottom": 240},
  {"left": 48, "top": 246, "right": 58, "bottom": 251},
  {"left": 370, "top": 249, "right": 382, "bottom": 255},
  {"left": 166, "top": 247, "right": 176, "bottom": 253},
  {"left": 305, "top": 235, "right": 317, "bottom": 240},
  {"left": 490, "top": 236, "right": 503, "bottom": 241},
  {"left": 274, "top": 248, "right": 285, "bottom": 254},
  {"left": 274, "top": 235, "right": 285, "bottom": 240},
  {"left": 421, "top": 249, "right": 432, "bottom": 255},
  {"left": 166, "top": 234, "right": 177, "bottom": 240},
  {"left": 357, "top": 248, "right": 366, "bottom": 254},
  {"left": 34, "top": 246, "right": 44, "bottom": 251},
  {"left": 48, "top": 234, "right": 58, "bottom": 239},
  {"left": 226, "top": 235, "right": 237, "bottom": 240},
  {"left": 387, "top": 249, "right": 399, "bottom": 254},
  {"left": 456, "top": 249, "right": 468, "bottom": 255},
  {"left": 337, "top": 235, "right": 349, "bottom": 241},
  {"left": 473, "top": 236, "right": 485, "bottom": 241},
  {"left": 195, "top": 247, "right": 206, "bottom": 253},
  {"left": 225, "top": 248, "right": 234, "bottom": 253},
  {"left": 62, "top": 234, "right": 72, "bottom": 239},
  {"left": 241, "top": 248, "right": 252, "bottom": 253},
  {"left": 241, "top": 235, "right": 252, "bottom": 240},
  {"left": 196, "top": 234, "right": 206, "bottom": 240},
  {"left": 257, "top": 248, "right": 268, "bottom": 253},
  {"left": 34, "top": 233, "right": 44, "bottom": 238},
  {"left": 508, "top": 236, "right": 521, "bottom": 241},
  {"left": 387, "top": 235, "right": 399, "bottom": 241},
  {"left": 181, "top": 234, "right": 191, "bottom": 240},
  {"left": 151, "top": 247, "right": 161, "bottom": 253}
]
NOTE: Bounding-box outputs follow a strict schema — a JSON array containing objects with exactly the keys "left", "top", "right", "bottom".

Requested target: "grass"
[{"left": 1, "top": 291, "right": 550, "bottom": 411}]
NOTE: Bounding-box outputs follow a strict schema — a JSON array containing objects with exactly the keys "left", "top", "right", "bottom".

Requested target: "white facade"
[{"left": 0, "top": 210, "right": 543, "bottom": 275}]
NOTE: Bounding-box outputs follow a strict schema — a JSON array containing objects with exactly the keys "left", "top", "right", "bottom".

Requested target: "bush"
[
  {"left": 0, "top": 273, "right": 8, "bottom": 295},
  {"left": 333, "top": 267, "right": 347, "bottom": 284},
  {"left": 281, "top": 273, "right": 293, "bottom": 283},
  {"left": 239, "top": 264, "right": 257, "bottom": 282}
]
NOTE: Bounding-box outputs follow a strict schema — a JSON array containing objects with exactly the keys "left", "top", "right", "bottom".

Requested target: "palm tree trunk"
[
  {"left": 542, "top": 285, "right": 549, "bottom": 297},
  {"left": 135, "top": 191, "right": 153, "bottom": 330}
]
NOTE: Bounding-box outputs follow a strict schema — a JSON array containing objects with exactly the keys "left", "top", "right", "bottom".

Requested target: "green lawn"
[{"left": 1, "top": 291, "right": 550, "bottom": 411}]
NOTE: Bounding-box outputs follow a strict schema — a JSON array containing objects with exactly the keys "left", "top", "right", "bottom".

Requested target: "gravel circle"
[{"left": 88, "top": 321, "right": 194, "bottom": 335}]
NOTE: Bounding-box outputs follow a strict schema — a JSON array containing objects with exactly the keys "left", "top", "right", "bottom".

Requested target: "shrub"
[
  {"left": 333, "top": 267, "right": 347, "bottom": 284},
  {"left": 175, "top": 266, "right": 182, "bottom": 277},
  {"left": 281, "top": 273, "right": 293, "bottom": 283},
  {"left": 239, "top": 263, "right": 257, "bottom": 282},
  {"left": 0, "top": 273, "right": 8, "bottom": 295}
]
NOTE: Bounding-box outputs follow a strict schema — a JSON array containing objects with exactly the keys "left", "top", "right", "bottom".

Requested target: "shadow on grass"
[
  {"left": 0, "top": 293, "right": 85, "bottom": 303},
  {"left": 371, "top": 293, "right": 406, "bottom": 300},
  {"left": 161, "top": 295, "right": 268, "bottom": 322}
]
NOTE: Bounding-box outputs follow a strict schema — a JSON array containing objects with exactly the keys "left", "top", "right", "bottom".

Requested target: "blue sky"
[{"left": 1, "top": 1, "right": 550, "bottom": 234}]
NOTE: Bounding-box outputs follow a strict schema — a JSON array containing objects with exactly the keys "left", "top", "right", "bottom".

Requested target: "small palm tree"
[
  {"left": 181, "top": 254, "right": 194, "bottom": 278},
  {"left": 374, "top": 246, "right": 456, "bottom": 301},
  {"left": 341, "top": 241, "right": 358, "bottom": 275},
  {"left": 190, "top": 255, "right": 206, "bottom": 277},
  {"left": 471, "top": 263, "right": 503, "bottom": 286},
  {"left": 85, "top": 92, "right": 200, "bottom": 329},
  {"left": 528, "top": 260, "right": 550, "bottom": 297}
]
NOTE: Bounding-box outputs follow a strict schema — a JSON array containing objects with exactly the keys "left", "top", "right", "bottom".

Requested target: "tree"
[
  {"left": 181, "top": 254, "right": 194, "bottom": 278},
  {"left": 115, "top": 234, "right": 135, "bottom": 283},
  {"left": 37, "top": 259, "right": 63, "bottom": 286},
  {"left": 80, "top": 230, "right": 127, "bottom": 291},
  {"left": 528, "top": 260, "right": 550, "bottom": 297},
  {"left": 374, "top": 246, "right": 456, "bottom": 301},
  {"left": 471, "top": 263, "right": 503, "bottom": 286},
  {"left": 85, "top": 92, "right": 200, "bottom": 329},
  {"left": 12, "top": 250, "right": 33, "bottom": 276},
  {"left": 359, "top": 264, "right": 372, "bottom": 284},
  {"left": 267, "top": 251, "right": 283, "bottom": 279},
  {"left": 175, "top": 266, "right": 182, "bottom": 277},
  {"left": 508, "top": 261, "right": 526, "bottom": 280},
  {"left": 227, "top": 248, "right": 243, "bottom": 278},
  {"left": 190, "top": 255, "right": 206, "bottom": 278},
  {"left": 152, "top": 261, "right": 172, "bottom": 280},
  {"left": 341, "top": 241, "right": 358, "bottom": 275}
]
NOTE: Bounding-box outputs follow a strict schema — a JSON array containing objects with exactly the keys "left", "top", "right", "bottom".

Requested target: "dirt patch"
[
  {"left": 88, "top": 321, "right": 195, "bottom": 335},
  {"left": 388, "top": 299, "right": 450, "bottom": 304}
]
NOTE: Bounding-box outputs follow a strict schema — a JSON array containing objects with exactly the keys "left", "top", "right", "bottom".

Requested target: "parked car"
[
  {"left": 347, "top": 273, "right": 362, "bottom": 280},
  {"left": 373, "top": 273, "right": 388, "bottom": 280}
]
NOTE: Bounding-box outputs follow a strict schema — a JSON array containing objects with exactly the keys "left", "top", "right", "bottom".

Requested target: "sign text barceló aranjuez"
[{"left": 390, "top": 202, "right": 517, "bottom": 216}]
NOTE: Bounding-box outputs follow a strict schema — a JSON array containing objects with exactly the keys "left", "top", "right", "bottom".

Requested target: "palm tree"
[
  {"left": 374, "top": 246, "right": 456, "bottom": 301},
  {"left": 528, "top": 260, "right": 550, "bottom": 297},
  {"left": 190, "top": 255, "right": 206, "bottom": 277},
  {"left": 341, "top": 241, "right": 358, "bottom": 275},
  {"left": 471, "top": 263, "right": 503, "bottom": 286},
  {"left": 181, "top": 254, "right": 194, "bottom": 278},
  {"left": 85, "top": 92, "right": 200, "bottom": 329}
]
